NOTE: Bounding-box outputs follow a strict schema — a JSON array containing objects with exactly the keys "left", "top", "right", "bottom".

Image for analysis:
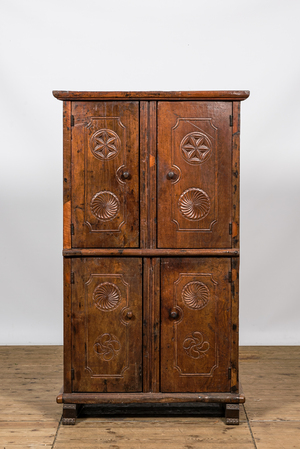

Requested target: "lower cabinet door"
[
  {"left": 161, "top": 258, "right": 231, "bottom": 393},
  {"left": 71, "top": 258, "right": 143, "bottom": 392}
]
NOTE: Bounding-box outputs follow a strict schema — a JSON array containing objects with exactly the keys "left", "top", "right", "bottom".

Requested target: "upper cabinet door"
[
  {"left": 71, "top": 101, "right": 139, "bottom": 248},
  {"left": 157, "top": 101, "right": 232, "bottom": 248}
]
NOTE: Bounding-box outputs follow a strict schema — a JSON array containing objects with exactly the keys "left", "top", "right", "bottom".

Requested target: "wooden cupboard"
[{"left": 53, "top": 90, "right": 249, "bottom": 425}]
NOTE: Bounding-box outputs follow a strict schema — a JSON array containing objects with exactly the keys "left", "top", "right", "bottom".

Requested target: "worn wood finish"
[
  {"left": 60, "top": 391, "right": 244, "bottom": 404},
  {"left": 232, "top": 101, "right": 240, "bottom": 249},
  {"left": 143, "top": 258, "right": 160, "bottom": 392},
  {"left": 157, "top": 101, "right": 232, "bottom": 248},
  {"left": 71, "top": 258, "right": 143, "bottom": 393},
  {"left": 71, "top": 101, "right": 139, "bottom": 248},
  {"left": 160, "top": 258, "right": 231, "bottom": 393},
  {"left": 63, "top": 101, "right": 72, "bottom": 250},
  {"left": 63, "top": 248, "right": 239, "bottom": 257},
  {"left": 140, "top": 102, "right": 157, "bottom": 248},
  {"left": 63, "top": 258, "right": 72, "bottom": 393},
  {"left": 53, "top": 91, "right": 249, "bottom": 425},
  {"left": 53, "top": 90, "right": 250, "bottom": 101}
]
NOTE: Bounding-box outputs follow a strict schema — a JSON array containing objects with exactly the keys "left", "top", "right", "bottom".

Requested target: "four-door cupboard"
[{"left": 53, "top": 90, "right": 249, "bottom": 425}]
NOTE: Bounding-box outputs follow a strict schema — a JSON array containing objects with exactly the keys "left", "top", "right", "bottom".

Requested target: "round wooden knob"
[
  {"left": 126, "top": 311, "right": 133, "bottom": 319},
  {"left": 170, "top": 310, "right": 179, "bottom": 319},
  {"left": 168, "top": 171, "right": 175, "bottom": 179},
  {"left": 123, "top": 171, "right": 130, "bottom": 179}
]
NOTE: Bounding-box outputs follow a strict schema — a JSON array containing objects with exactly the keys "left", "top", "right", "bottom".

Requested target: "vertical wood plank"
[
  {"left": 149, "top": 102, "right": 157, "bottom": 249},
  {"left": 151, "top": 257, "right": 160, "bottom": 392},
  {"left": 140, "top": 102, "right": 148, "bottom": 249},
  {"left": 143, "top": 258, "right": 151, "bottom": 391},
  {"left": 232, "top": 102, "right": 240, "bottom": 249},
  {"left": 231, "top": 257, "right": 239, "bottom": 392},
  {"left": 63, "top": 101, "right": 72, "bottom": 250},
  {"left": 63, "top": 258, "right": 72, "bottom": 393},
  {"left": 143, "top": 257, "right": 160, "bottom": 392},
  {"left": 231, "top": 102, "right": 240, "bottom": 392}
]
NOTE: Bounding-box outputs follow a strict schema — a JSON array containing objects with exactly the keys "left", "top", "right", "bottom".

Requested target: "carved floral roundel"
[
  {"left": 178, "top": 188, "right": 210, "bottom": 221},
  {"left": 93, "top": 282, "right": 121, "bottom": 311},
  {"left": 182, "top": 281, "right": 210, "bottom": 310},
  {"left": 90, "top": 191, "right": 120, "bottom": 221}
]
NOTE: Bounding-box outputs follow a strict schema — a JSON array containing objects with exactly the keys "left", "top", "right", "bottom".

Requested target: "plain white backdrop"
[{"left": 1, "top": 0, "right": 299, "bottom": 345}]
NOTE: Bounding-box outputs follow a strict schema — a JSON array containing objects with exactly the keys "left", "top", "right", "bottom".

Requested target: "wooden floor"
[{"left": 0, "top": 346, "right": 299, "bottom": 448}]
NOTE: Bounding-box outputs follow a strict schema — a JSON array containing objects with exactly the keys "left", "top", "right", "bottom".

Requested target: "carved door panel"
[
  {"left": 71, "top": 101, "right": 139, "bottom": 248},
  {"left": 160, "top": 258, "right": 231, "bottom": 393},
  {"left": 157, "top": 101, "right": 232, "bottom": 248},
  {"left": 72, "top": 258, "right": 142, "bottom": 393}
]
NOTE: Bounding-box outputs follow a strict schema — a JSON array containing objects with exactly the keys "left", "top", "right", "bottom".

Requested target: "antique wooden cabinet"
[{"left": 53, "top": 90, "right": 249, "bottom": 425}]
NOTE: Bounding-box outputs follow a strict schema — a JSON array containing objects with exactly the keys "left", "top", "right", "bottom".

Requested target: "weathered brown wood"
[
  {"left": 71, "top": 101, "right": 139, "bottom": 248},
  {"left": 232, "top": 101, "right": 240, "bottom": 249},
  {"left": 63, "top": 248, "right": 239, "bottom": 257},
  {"left": 61, "top": 391, "right": 245, "bottom": 404},
  {"left": 140, "top": 101, "right": 148, "bottom": 249},
  {"left": 62, "top": 404, "right": 81, "bottom": 425},
  {"left": 143, "top": 258, "right": 161, "bottom": 393},
  {"left": 157, "top": 101, "right": 232, "bottom": 249},
  {"left": 53, "top": 90, "right": 250, "bottom": 101},
  {"left": 160, "top": 258, "right": 232, "bottom": 393},
  {"left": 63, "top": 258, "right": 72, "bottom": 393},
  {"left": 63, "top": 101, "right": 72, "bottom": 249},
  {"left": 231, "top": 257, "right": 239, "bottom": 392},
  {"left": 225, "top": 403, "right": 240, "bottom": 425},
  {"left": 54, "top": 91, "right": 248, "bottom": 424},
  {"left": 71, "top": 258, "right": 143, "bottom": 393}
]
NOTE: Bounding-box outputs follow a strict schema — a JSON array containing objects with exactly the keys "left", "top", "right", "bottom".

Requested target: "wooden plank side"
[
  {"left": 63, "top": 258, "right": 72, "bottom": 393},
  {"left": 231, "top": 257, "right": 239, "bottom": 392},
  {"left": 143, "top": 258, "right": 160, "bottom": 393},
  {"left": 63, "top": 101, "right": 72, "bottom": 249},
  {"left": 53, "top": 90, "right": 250, "bottom": 101},
  {"left": 149, "top": 101, "right": 157, "bottom": 248},
  {"left": 140, "top": 101, "right": 148, "bottom": 248},
  {"left": 63, "top": 248, "right": 239, "bottom": 257},
  {"left": 232, "top": 101, "right": 240, "bottom": 249}
]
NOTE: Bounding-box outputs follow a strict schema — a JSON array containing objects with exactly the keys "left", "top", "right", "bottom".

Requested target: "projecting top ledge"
[{"left": 52, "top": 90, "right": 250, "bottom": 101}]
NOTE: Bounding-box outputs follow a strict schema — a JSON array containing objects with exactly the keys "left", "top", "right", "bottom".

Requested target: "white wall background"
[{"left": 1, "top": 0, "right": 299, "bottom": 345}]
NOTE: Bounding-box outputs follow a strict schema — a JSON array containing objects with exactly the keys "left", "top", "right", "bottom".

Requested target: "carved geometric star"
[
  {"left": 181, "top": 132, "right": 212, "bottom": 164},
  {"left": 94, "top": 130, "right": 119, "bottom": 159}
]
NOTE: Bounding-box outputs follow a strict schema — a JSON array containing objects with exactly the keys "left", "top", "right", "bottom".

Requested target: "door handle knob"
[
  {"left": 170, "top": 310, "right": 179, "bottom": 319},
  {"left": 167, "top": 171, "right": 175, "bottom": 179},
  {"left": 122, "top": 171, "right": 130, "bottom": 179}
]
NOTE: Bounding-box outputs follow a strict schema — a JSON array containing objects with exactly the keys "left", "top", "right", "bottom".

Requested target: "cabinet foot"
[
  {"left": 225, "top": 403, "right": 239, "bottom": 425},
  {"left": 62, "top": 404, "right": 81, "bottom": 425}
]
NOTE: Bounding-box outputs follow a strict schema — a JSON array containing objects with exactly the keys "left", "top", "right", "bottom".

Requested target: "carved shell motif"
[
  {"left": 182, "top": 281, "right": 210, "bottom": 310},
  {"left": 93, "top": 333, "right": 121, "bottom": 361},
  {"left": 183, "top": 331, "right": 210, "bottom": 359},
  {"left": 93, "top": 282, "right": 121, "bottom": 311},
  {"left": 90, "top": 191, "right": 120, "bottom": 221},
  {"left": 178, "top": 188, "right": 210, "bottom": 220}
]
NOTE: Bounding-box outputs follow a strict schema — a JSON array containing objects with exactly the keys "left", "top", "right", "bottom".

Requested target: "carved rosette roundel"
[
  {"left": 178, "top": 188, "right": 210, "bottom": 220},
  {"left": 90, "top": 191, "right": 120, "bottom": 221},
  {"left": 93, "top": 282, "right": 121, "bottom": 312},
  {"left": 180, "top": 132, "right": 212, "bottom": 164},
  {"left": 182, "top": 281, "right": 210, "bottom": 310},
  {"left": 90, "top": 129, "right": 120, "bottom": 160},
  {"left": 93, "top": 333, "right": 121, "bottom": 361},
  {"left": 183, "top": 331, "right": 210, "bottom": 359}
]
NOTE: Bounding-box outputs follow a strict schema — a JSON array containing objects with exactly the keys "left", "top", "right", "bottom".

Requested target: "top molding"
[{"left": 52, "top": 90, "right": 250, "bottom": 101}]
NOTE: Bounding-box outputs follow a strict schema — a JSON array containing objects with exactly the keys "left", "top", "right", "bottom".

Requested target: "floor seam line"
[
  {"left": 51, "top": 414, "right": 62, "bottom": 448},
  {"left": 243, "top": 404, "right": 258, "bottom": 449}
]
